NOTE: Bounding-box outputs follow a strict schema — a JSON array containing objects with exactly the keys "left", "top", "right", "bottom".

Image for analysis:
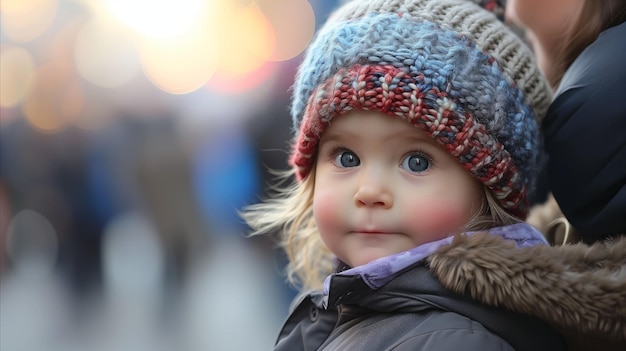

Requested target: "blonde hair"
[
  {"left": 242, "top": 169, "right": 333, "bottom": 290},
  {"left": 242, "top": 168, "right": 520, "bottom": 291}
]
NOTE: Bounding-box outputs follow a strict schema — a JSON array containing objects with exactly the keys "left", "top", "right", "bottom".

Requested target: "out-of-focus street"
[{"left": 0, "top": 1, "right": 339, "bottom": 350}]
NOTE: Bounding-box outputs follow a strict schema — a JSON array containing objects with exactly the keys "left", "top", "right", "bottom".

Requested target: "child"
[{"left": 243, "top": 0, "right": 626, "bottom": 350}]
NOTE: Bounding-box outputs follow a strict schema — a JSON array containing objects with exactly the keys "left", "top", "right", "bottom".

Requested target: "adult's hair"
[{"left": 552, "top": 0, "right": 626, "bottom": 88}]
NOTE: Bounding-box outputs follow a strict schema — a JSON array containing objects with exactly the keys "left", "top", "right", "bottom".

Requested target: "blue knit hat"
[{"left": 290, "top": 0, "right": 552, "bottom": 218}]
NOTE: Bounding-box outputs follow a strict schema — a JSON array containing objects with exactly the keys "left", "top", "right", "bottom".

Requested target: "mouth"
[{"left": 351, "top": 230, "right": 397, "bottom": 235}]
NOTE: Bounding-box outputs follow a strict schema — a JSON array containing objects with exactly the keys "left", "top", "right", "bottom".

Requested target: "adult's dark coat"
[{"left": 542, "top": 21, "right": 626, "bottom": 242}]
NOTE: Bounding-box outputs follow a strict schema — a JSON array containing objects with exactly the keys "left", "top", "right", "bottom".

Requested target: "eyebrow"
[
  {"left": 321, "top": 129, "right": 430, "bottom": 144},
  {"left": 319, "top": 132, "right": 351, "bottom": 143}
]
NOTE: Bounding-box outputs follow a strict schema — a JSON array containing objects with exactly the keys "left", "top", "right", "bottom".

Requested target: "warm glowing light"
[
  {"left": 74, "top": 18, "right": 140, "bottom": 88},
  {"left": 102, "top": 0, "right": 204, "bottom": 39},
  {"left": 0, "top": 0, "right": 58, "bottom": 43},
  {"left": 214, "top": 2, "right": 275, "bottom": 77},
  {"left": 22, "top": 90, "right": 67, "bottom": 133},
  {"left": 207, "top": 60, "right": 278, "bottom": 95},
  {"left": 19, "top": 18, "right": 86, "bottom": 131},
  {"left": 44, "top": 17, "right": 83, "bottom": 79},
  {"left": 257, "top": 0, "right": 316, "bottom": 61},
  {"left": 22, "top": 64, "right": 71, "bottom": 133},
  {"left": 138, "top": 15, "right": 219, "bottom": 95},
  {"left": 0, "top": 47, "right": 36, "bottom": 108}
]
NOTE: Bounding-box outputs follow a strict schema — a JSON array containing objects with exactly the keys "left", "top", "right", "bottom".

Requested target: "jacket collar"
[
  {"left": 428, "top": 233, "right": 626, "bottom": 347},
  {"left": 324, "top": 222, "right": 547, "bottom": 295},
  {"left": 325, "top": 256, "right": 564, "bottom": 351}
]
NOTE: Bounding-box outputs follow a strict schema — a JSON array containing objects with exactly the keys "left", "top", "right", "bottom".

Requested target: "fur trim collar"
[{"left": 428, "top": 233, "right": 626, "bottom": 350}]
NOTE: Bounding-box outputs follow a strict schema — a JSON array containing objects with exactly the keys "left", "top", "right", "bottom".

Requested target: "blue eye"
[
  {"left": 335, "top": 151, "right": 360, "bottom": 168},
  {"left": 402, "top": 154, "right": 430, "bottom": 172}
]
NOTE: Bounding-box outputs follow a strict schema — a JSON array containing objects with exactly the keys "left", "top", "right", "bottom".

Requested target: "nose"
[{"left": 354, "top": 172, "right": 393, "bottom": 209}]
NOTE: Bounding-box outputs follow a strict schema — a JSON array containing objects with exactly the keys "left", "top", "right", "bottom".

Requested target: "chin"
[{"left": 349, "top": 253, "right": 391, "bottom": 267}]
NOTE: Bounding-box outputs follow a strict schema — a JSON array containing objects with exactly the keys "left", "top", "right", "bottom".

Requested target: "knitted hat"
[{"left": 289, "top": 0, "right": 552, "bottom": 218}]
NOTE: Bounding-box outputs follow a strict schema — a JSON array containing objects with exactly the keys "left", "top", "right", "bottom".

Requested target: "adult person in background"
[
  {"left": 425, "top": 2, "right": 626, "bottom": 351},
  {"left": 505, "top": 0, "right": 626, "bottom": 243}
]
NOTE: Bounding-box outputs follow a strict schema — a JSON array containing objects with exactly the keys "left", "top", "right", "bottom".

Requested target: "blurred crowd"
[{"left": 0, "top": 1, "right": 339, "bottom": 350}]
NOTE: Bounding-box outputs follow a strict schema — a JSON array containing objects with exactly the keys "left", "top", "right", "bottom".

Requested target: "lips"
[{"left": 351, "top": 230, "right": 397, "bottom": 235}]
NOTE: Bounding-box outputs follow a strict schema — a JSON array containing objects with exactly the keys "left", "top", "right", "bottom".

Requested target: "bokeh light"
[
  {"left": 6, "top": 209, "right": 59, "bottom": 277},
  {"left": 0, "top": 0, "right": 59, "bottom": 43},
  {"left": 138, "top": 20, "right": 219, "bottom": 95},
  {"left": 0, "top": 1, "right": 340, "bottom": 350},
  {"left": 102, "top": 212, "right": 165, "bottom": 297},
  {"left": 102, "top": 0, "right": 204, "bottom": 40},
  {"left": 22, "top": 63, "right": 78, "bottom": 133},
  {"left": 1, "top": 0, "right": 317, "bottom": 102},
  {"left": 74, "top": 17, "right": 140, "bottom": 88},
  {"left": 0, "top": 46, "right": 36, "bottom": 108},
  {"left": 206, "top": 60, "right": 279, "bottom": 95},
  {"left": 258, "top": 0, "right": 316, "bottom": 61},
  {"left": 211, "top": 1, "right": 275, "bottom": 79}
]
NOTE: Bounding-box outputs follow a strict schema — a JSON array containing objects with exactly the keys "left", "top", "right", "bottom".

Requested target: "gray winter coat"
[{"left": 275, "top": 233, "right": 626, "bottom": 350}]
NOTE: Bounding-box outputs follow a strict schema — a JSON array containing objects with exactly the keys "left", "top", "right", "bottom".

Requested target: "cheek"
[
  {"left": 404, "top": 199, "right": 472, "bottom": 236},
  {"left": 313, "top": 187, "right": 344, "bottom": 235}
]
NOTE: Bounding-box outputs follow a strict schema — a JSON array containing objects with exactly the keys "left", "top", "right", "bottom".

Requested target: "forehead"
[{"left": 320, "top": 110, "right": 431, "bottom": 142}]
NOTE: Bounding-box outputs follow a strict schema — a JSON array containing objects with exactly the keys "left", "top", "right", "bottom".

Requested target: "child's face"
[{"left": 313, "top": 110, "right": 483, "bottom": 268}]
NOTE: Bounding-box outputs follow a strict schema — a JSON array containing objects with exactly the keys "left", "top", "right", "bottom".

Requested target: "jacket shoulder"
[
  {"left": 387, "top": 310, "right": 516, "bottom": 351},
  {"left": 320, "top": 308, "right": 515, "bottom": 351},
  {"left": 274, "top": 291, "right": 337, "bottom": 351}
]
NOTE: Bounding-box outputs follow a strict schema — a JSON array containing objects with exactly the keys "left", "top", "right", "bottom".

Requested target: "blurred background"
[{"left": 0, "top": 0, "right": 342, "bottom": 350}]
